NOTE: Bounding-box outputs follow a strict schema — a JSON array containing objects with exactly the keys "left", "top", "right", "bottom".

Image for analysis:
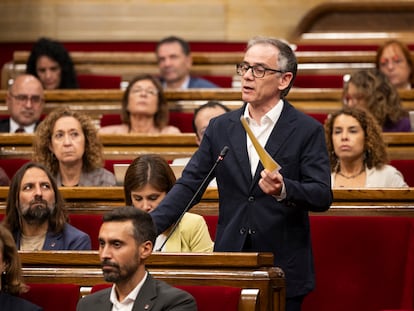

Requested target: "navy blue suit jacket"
[
  {"left": 13, "top": 223, "right": 91, "bottom": 250},
  {"left": 188, "top": 76, "right": 218, "bottom": 88},
  {"left": 151, "top": 101, "right": 332, "bottom": 297},
  {"left": 0, "top": 292, "right": 43, "bottom": 311}
]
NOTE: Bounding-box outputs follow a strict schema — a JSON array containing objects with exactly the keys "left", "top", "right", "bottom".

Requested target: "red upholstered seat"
[
  {"left": 69, "top": 214, "right": 103, "bottom": 250},
  {"left": 294, "top": 75, "right": 345, "bottom": 88},
  {"left": 303, "top": 216, "right": 414, "bottom": 311},
  {"left": 389, "top": 159, "right": 414, "bottom": 187},
  {"left": 202, "top": 215, "right": 218, "bottom": 241},
  {"left": 21, "top": 283, "right": 80, "bottom": 311},
  {"left": 175, "top": 285, "right": 241, "bottom": 311},
  {"left": 307, "top": 113, "right": 328, "bottom": 124},
  {"left": 77, "top": 74, "right": 122, "bottom": 89},
  {"left": 200, "top": 75, "right": 233, "bottom": 88},
  {"left": 92, "top": 284, "right": 241, "bottom": 311},
  {"left": 99, "top": 112, "right": 194, "bottom": 133},
  {"left": 0, "top": 158, "right": 30, "bottom": 180}
]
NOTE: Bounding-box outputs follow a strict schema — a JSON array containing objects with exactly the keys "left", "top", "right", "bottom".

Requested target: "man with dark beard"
[
  {"left": 3, "top": 162, "right": 91, "bottom": 250},
  {"left": 76, "top": 206, "right": 196, "bottom": 311}
]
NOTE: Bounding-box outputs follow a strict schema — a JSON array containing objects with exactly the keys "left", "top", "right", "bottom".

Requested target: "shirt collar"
[
  {"left": 110, "top": 271, "right": 148, "bottom": 307},
  {"left": 244, "top": 99, "right": 284, "bottom": 125},
  {"left": 9, "top": 118, "right": 36, "bottom": 133}
]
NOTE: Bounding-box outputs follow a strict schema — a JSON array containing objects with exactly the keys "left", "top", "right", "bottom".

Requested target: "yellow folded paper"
[{"left": 240, "top": 116, "right": 281, "bottom": 172}]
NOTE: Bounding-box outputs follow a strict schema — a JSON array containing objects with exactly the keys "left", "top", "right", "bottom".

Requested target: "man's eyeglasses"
[
  {"left": 130, "top": 87, "right": 158, "bottom": 96},
  {"left": 11, "top": 93, "right": 43, "bottom": 105},
  {"left": 236, "top": 63, "right": 285, "bottom": 78}
]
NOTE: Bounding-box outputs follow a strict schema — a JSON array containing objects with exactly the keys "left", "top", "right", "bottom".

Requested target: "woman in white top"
[
  {"left": 99, "top": 74, "right": 180, "bottom": 134},
  {"left": 324, "top": 106, "right": 408, "bottom": 188}
]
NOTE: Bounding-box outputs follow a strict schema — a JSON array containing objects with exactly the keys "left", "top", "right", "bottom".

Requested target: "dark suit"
[
  {"left": 151, "top": 101, "right": 333, "bottom": 298},
  {"left": 76, "top": 274, "right": 197, "bottom": 311},
  {"left": 188, "top": 76, "right": 218, "bottom": 88},
  {"left": 13, "top": 223, "right": 91, "bottom": 250},
  {"left": 0, "top": 118, "right": 40, "bottom": 133},
  {"left": 0, "top": 291, "right": 43, "bottom": 311}
]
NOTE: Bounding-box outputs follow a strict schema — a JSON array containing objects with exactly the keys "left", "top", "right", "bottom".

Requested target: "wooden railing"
[
  {"left": 19, "top": 251, "right": 285, "bottom": 311},
  {"left": 1, "top": 187, "right": 414, "bottom": 217},
  {"left": 1, "top": 132, "right": 413, "bottom": 161},
  {"left": 1, "top": 88, "right": 414, "bottom": 117}
]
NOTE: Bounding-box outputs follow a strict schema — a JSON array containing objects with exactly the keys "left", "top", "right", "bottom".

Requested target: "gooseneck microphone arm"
[{"left": 156, "top": 146, "right": 229, "bottom": 252}]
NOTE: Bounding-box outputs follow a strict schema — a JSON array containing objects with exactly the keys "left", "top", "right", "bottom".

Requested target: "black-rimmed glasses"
[{"left": 236, "top": 63, "right": 285, "bottom": 78}]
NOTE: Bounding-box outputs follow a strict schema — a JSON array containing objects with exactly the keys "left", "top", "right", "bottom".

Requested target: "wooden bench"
[
  {"left": 1, "top": 131, "right": 413, "bottom": 162},
  {"left": 19, "top": 251, "right": 285, "bottom": 311},
  {"left": 6, "top": 48, "right": 414, "bottom": 88},
  {"left": 1, "top": 88, "right": 414, "bottom": 118}
]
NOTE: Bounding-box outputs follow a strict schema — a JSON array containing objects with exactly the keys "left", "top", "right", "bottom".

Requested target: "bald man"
[{"left": 0, "top": 74, "right": 44, "bottom": 133}]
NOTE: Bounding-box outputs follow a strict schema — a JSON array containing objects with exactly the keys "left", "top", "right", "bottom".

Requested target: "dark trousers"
[{"left": 286, "top": 295, "right": 305, "bottom": 311}]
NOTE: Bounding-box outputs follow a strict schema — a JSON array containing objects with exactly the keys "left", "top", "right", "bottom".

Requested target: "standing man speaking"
[{"left": 151, "top": 36, "right": 332, "bottom": 311}]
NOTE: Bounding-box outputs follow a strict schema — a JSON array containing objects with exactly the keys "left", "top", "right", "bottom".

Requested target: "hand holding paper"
[{"left": 240, "top": 116, "right": 281, "bottom": 172}]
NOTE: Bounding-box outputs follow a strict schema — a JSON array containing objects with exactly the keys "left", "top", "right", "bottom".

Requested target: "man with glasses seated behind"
[{"left": 0, "top": 74, "right": 44, "bottom": 133}]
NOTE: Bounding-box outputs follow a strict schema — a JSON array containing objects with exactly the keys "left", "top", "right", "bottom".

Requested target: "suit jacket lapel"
[
  {"left": 228, "top": 107, "right": 253, "bottom": 185},
  {"left": 133, "top": 274, "right": 157, "bottom": 311}
]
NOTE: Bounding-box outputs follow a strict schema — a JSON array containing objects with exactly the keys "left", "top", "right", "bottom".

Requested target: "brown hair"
[
  {"left": 343, "top": 69, "right": 408, "bottom": 126},
  {"left": 121, "top": 74, "right": 169, "bottom": 129},
  {"left": 375, "top": 39, "right": 414, "bottom": 87},
  {"left": 0, "top": 224, "right": 28, "bottom": 295},
  {"left": 324, "top": 106, "right": 388, "bottom": 172},
  {"left": 33, "top": 106, "right": 104, "bottom": 175},
  {"left": 3, "top": 162, "right": 67, "bottom": 234},
  {"left": 123, "top": 154, "right": 176, "bottom": 206}
]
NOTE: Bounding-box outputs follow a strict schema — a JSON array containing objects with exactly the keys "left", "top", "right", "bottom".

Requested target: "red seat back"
[
  {"left": 294, "top": 75, "right": 345, "bottom": 88},
  {"left": 69, "top": 214, "right": 103, "bottom": 250},
  {"left": 0, "top": 158, "right": 30, "bottom": 180},
  {"left": 77, "top": 74, "right": 122, "bottom": 89},
  {"left": 389, "top": 159, "right": 414, "bottom": 187},
  {"left": 203, "top": 215, "right": 218, "bottom": 241},
  {"left": 21, "top": 283, "right": 80, "bottom": 311},
  {"left": 303, "top": 216, "right": 414, "bottom": 311}
]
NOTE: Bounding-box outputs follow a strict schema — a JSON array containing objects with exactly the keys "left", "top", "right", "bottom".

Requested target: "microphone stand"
[{"left": 156, "top": 146, "right": 229, "bottom": 251}]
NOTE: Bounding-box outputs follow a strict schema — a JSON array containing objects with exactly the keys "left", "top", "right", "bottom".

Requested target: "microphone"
[{"left": 156, "top": 146, "right": 229, "bottom": 251}]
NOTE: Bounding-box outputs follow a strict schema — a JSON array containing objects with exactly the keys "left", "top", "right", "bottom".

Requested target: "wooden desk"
[{"left": 19, "top": 251, "right": 285, "bottom": 311}]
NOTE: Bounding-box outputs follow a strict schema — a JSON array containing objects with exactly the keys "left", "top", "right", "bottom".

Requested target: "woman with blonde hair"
[{"left": 0, "top": 224, "right": 42, "bottom": 310}]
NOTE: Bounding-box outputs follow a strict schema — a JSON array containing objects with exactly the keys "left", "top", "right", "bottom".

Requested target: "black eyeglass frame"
[{"left": 236, "top": 62, "right": 286, "bottom": 78}]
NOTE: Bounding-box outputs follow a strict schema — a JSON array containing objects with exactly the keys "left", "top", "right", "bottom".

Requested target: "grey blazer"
[{"left": 76, "top": 274, "right": 197, "bottom": 311}]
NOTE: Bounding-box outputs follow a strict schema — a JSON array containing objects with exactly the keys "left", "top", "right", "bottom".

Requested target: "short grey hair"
[{"left": 246, "top": 36, "right": 297, "bottom": 98}]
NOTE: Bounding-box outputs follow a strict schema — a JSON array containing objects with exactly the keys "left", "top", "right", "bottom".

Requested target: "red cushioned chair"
[
  {"left": 21, "top": 283, "right": 80, "bottom": 311},
  {"left": 77, "top": 74, "right": 122, "bottom": 89},
  {"left": 202, "top": 215, "right": 218, "bottom": 241},
  {"left": 307, "top": 113, "right": 328, "bottom": 125},
  {"left": 99, "top": 112, "right": 194, "bottom": 133},
  {"left": 294, "top": 75, "right": 345, "bottom": 88},
  {"left": 175, "top": 285, "right": 241, "bottom": 311},
  {"left": 104, "top": 159, "right": 133, "bottom": 174},
  {"left": 302, "top": 216, "right": 414, "bottom": 311},
  {"left": 389, "top": 159, "right": 414, "bottom": 187},
  {"left": 200, "top": 75, "right": 233, "bottom": 88},
  {"left": 69, "top": 214, "right": 103, "bottom": 250},
  {"left": 92, "top": 284, "right": 241, "bottom": 311},
  {"left": 0, "top": 158, "right": 30, "bottom": 180}
]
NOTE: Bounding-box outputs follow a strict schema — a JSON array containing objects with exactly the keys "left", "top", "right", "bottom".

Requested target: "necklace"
[{"left": 337, "top": 167, "right": 365, "bottom": 179}]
